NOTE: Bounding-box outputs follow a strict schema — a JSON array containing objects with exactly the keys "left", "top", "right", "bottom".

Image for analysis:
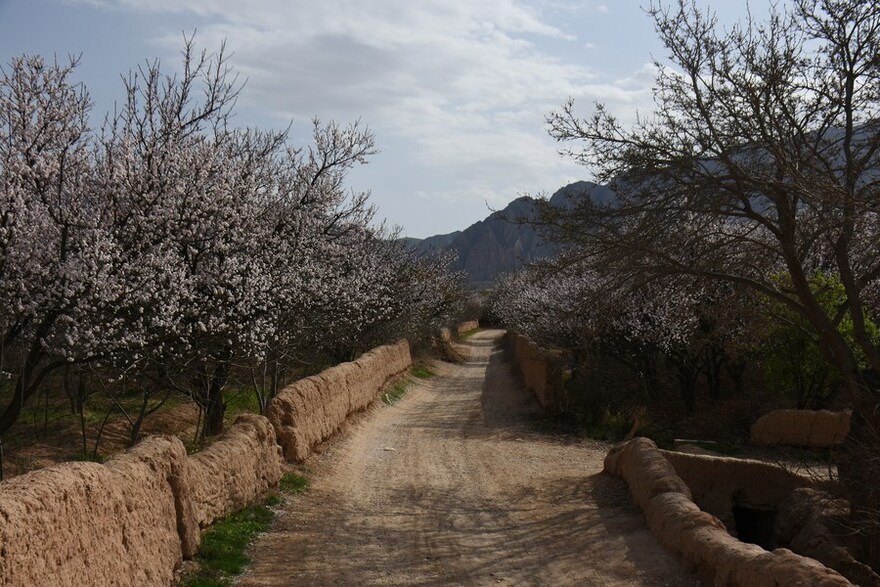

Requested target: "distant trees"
[
  {"left": 532, "top": 0, "right": 880, "bottom": 569},
  {"left": 0, "top": 38, "right": 465, "bottom": 443}
]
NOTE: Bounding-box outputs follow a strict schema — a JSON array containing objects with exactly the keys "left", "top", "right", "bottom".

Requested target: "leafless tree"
[{"left": 544, "top": 0, "right": 880, "bottom": 568}]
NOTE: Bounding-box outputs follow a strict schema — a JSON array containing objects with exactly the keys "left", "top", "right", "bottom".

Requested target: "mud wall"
[
  {"left": 267, "top": 340, "right": 412, "bottom": 462},
  {"left": 504, "top": 333, "right": 562, "bottom": 411},
  {"left": 0, "top": 413, "right": 283, "bottom": 587},
  {"left": 187, "top": 414, "right": 283, "bottom": 528},
  {"left": 660, "top": 450, "right": 818, "bottom": 530},
  {"left": 0, "top": 339, "right": 410, "bottom": 585},
  {"left": 0, "top": 436, "right": 191, "bottom": 587},
  {"left": 751, "top": 409, "right": 851, "bottom": 447},
  {"left": 456, "top": 320, "right": 479, "bottom": 335},
  {"left": 604, "top": 438, "right": 850, "bottom": 586}
]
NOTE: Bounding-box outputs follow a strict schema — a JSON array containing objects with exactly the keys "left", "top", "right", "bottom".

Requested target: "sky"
[{"left": 0, "top": 0, "right": 783, "bottom": 238}]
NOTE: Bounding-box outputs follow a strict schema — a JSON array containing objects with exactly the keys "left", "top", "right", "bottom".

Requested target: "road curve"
[{"left": 238, "top": 330, "right": 697, "bottom": 587}]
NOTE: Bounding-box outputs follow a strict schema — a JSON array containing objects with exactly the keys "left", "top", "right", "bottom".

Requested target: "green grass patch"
[
  {"left": 223, "top": 387, "right": 262, "bottom": 421},
  {"left": 382, "top": 381, "right": 408, "bottom": 405},
  {"left": 69, "top": 451, "right": 105, "bottom": 463},
  {"left": 180, "top": 472, "right": 311, "bottom": 586},
  {"left": 584, "top": 409, "right": 632, "bottom": 442},
  {"left": 410, "top": 365, "right": 435, "bottom": 379},
  {"left": 279, "top": 472, "right": 309, "bottom": 494},
  {"left": 181, "top": 501, "right": 276, "bottom": 587}
]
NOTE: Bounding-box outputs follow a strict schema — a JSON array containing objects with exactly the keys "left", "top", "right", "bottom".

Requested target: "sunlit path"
[{"left": 239, "top": 330, "right": 696, "bottom": 586}]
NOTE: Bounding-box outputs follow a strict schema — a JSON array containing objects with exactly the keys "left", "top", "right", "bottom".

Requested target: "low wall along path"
[
  {"left": 239, "top": 330, "right": 695, "bottom": 586},
  {"left": 0, "top": 329, "right": 863, "bottom": 585},
  {"left": 0, "top": 340, "right": 412, "bottom": 587}
]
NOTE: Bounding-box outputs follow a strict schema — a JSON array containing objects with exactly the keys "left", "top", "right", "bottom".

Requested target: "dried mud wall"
[
  {"left": 0, "top": 413, "right": 284, "bottom": 587},
  {"left": 604, "top": 438, "right": 851, "bottom": 586},
  {"left": 0, "top": 436, "right": 193, "bottom": 587},
  {"left": 187, "top": 413, "right": 283, "bottom": 528},
  {"left": 504, "top": 333, "right": 562, "bottom": 411},
  {"left": 751, "top": 409, "right": 851, "bottom": 448},
  {"left": 267, "top": 339, "right": 412, "bottom": 462},
  {"left": 456, "top": 320, "right": 479, "bottom": 335},
  {"left": 660, "top": 450, "right": 818, "bottom": 530}
]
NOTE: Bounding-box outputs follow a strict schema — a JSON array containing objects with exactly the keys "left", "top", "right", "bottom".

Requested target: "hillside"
[{"left": 410, "top": 180, "right": 609, "bottom": 287}]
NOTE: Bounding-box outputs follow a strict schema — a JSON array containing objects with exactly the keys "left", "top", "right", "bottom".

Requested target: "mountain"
[{"left": 410, "top": 180, "right": 608, "bottom": 288}]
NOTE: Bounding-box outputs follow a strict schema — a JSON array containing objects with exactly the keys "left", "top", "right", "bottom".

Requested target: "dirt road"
[{"left": 239, "top": 330, "right": 698, "bottom": 586}]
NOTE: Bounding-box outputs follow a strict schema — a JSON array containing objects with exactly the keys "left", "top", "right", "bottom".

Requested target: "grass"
[
  {"left": 383, "top": 381, "right": 408, "bottom": 405},
  {"left": 585, "top": 409, "right": 633, "bottom": 442},
  {"left": 182, "top": 502, "right": 276, "bottom": 587},
  {"left": 410, "top": 365, "right": 435, "bottom": 379},
  {"left": 382, "top": 365, "right": 435, "bottom": 405},
  {"left": 460, "top": 328, "right": 481, "bottom": 339},
  {"left": 182, "top": 471, "right": 310, "bottom": 587},
  {"left": 223, "top": 387, "right": 262, "bottom": 423},
  {"left": 279, "top": 472, "right": 309, "bottom": 494},
  {"left": 676, "top": 439, "right": 742, "bottom": 456}
]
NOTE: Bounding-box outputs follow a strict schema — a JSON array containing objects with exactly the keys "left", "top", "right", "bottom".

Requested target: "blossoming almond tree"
[
  {"left": 0, "top": 54, "right": 102, "bottom": 434},
  {"left": 0, "top": 38, "right": 468, "bottom": 445}
]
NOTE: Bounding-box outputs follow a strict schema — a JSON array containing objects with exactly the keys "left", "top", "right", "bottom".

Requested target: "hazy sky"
[{"left": 0, "top": 0, "right": 783, "bottom": 238}]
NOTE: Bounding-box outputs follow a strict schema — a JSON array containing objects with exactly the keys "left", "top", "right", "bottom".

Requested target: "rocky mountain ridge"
[{"left": 410, "top": 180, "right": 612, "bottom": 288}]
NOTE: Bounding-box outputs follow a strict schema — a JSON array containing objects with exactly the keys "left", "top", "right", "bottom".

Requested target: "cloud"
[{"left": 70, "top": 0, "right": 658, "bottom": 235}]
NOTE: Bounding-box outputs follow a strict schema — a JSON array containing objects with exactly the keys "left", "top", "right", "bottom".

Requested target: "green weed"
[
  {"left": 678, "top": 440, "right": 742, "bottom": 456},
  {"left": 181, "top": 501, "right": 276, "bottom": 587},
  {"left": 410, "top": 366, "right": 435, "bottom": 379},
  {"left": 279, "top": 472, "right": 309, "bottom": 494},
  {"left": 383, "top": 381, "right": 408, "bottom": 405},
  {"left": 586, "top": 409, "right": 632, "bottom": 442}
]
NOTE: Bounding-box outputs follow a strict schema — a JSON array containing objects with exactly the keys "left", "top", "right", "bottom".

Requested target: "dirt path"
[{"left": 240, "top": 330, "right": 698, "bottom": 586}]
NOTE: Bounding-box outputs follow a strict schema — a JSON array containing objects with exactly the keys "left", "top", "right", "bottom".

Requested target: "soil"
[{"left": 239, "top": 330, "right": 700, "bottom": 586}]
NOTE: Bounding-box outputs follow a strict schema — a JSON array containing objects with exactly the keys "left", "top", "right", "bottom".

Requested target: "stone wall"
[
  {"left": 266, "top": 340, "right": 412, "bottom": 462},
  {"left": 751, "top": 409, "right": 851, "bottom": 447},
  {"left": 604, "top": 438, "right": 851, "bottom": 586},
  {"left": 504, "top": 333, "right": 562, "bottom": 411}
]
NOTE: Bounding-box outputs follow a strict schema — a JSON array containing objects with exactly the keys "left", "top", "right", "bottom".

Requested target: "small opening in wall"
[{"left": 732, "top": 503, "right": 777, "bottom": 550}]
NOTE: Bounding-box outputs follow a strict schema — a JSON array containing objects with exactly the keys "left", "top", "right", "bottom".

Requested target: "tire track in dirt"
[{"left": 239, "top": 330, "right": 699, "bottom": 586}]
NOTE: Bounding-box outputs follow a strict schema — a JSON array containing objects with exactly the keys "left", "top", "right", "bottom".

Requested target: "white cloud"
[{"left": 71, "top": 0, "right": 658, "bottom": 235}]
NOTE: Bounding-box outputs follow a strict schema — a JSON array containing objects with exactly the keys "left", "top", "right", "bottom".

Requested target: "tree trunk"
[
  {"left": 201, "top": 361, "right": 230, "bottom": 438},
  {"left": 677, "top": 357, "right": 698, "bottom": 413},
  {"left": 128, "top": 392, "right": 150, "bottom": 447},
  {"left": 0, "top": 346, "right": 46, "bottom": 434},
  {"left": 838, "top": 372, "right": 880, "bottom": 572}
]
